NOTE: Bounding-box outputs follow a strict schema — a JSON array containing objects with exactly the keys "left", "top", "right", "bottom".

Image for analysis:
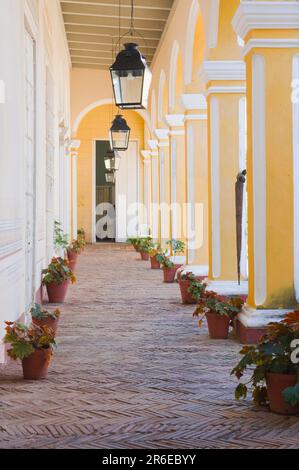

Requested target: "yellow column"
[
  {"left": 155, "top": 129, "right": 170, "bottom": 247},
  {"left": 164, "top": 114, "right": 186, "bottom": 250},
  {"left": 233, "top": 1, "right": 299, "bottom": 329},
  {"left": 181, "top": 94, "right": 209, "bottom": 272},
  {"left": 200, "top": 61, "right": 246, "bottom": 285}
]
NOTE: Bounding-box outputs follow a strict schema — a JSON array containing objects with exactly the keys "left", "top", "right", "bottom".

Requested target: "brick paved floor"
[{"left": 0, "top": 244, "right": 299, "bottom": 449}]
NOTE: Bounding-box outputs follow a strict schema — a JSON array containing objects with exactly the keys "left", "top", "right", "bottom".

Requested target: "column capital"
[
  {"left": 163, "top": 114, "right": 185, "bottom": 128},
  {"left": 68, "top": 139, "right": 81, "bottom": 151},
  {"left": 232, "top": 1, "right": 299, "bottom": 40},
  {"left": 141, "top": 150, "right": 151, "bottom": 163},
  {"left": 148, "top": 139, "right": 158, "bottom": 151},
  {"left": 154, "top": 129, "right": 169, "bottom": 148},
  {"left": 180, "top": 93, "right": 207, "bottom": 111},
  {"left": 199, "top": 60, "right": 246, "bottom": 84}
]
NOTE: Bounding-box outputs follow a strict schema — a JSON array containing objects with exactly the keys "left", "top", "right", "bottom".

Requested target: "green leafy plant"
[
  {"left": 148, "top": 243, "right": 162, "bottom": 259},
  {"left": 30, "top": 304, "right": 60, "bottom": 321},
  {"left": 127, "top": 236, "right": 152, "bottom": 252},
  {"left": 166, "top": 239, "right": 185, "bottom": 257},
  {"left": 77, "top": 228, "right": 86, "bottom": 240},
  {"left": 68, "top": 238, "right": 85, "bottom": 254},
  {"left": 180, "top": 272, "right": 207, "bottom": 302},
  {"left": 156, "top": 252, "right": 174, "bottom": 268},
  {"left": 231, "top": 311, "right": 299, "bottom": 407},
  {"left": 54, "top": 221, "right": 69, "bottom": 253},
  {"left": 3, "top": 322, "right": 56, "bottom": 361},
  {"left": 42, "top": 257, "right": 76, "bottom": 286},
  {"left": 138, "top": 238, "right": 154, "bottom": 254},
  {"left": 193, "top": 291, "right": 245, "bottom": 328}
]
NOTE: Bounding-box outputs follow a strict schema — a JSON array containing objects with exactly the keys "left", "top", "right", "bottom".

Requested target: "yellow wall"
[{"left": 75, "top": 105, "right": 145, "bottom": 242}]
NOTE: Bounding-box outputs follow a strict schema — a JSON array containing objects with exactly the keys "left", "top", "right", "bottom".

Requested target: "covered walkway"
[{"left": 0, "top": 245, "right": 298, "bottom": 449}]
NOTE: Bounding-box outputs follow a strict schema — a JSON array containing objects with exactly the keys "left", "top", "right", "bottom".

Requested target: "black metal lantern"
[
  {"left": 110, "top": 43, "right": 152, "bottom": 110},
  {"left": 109, "top": 115, "right": 130, "bottom": 151},
  {"left": 104, "top": 150, "right": 121, "bottom": 171},
  {"left": 105, "top": 170, "right": 116, "bottom": 184}
]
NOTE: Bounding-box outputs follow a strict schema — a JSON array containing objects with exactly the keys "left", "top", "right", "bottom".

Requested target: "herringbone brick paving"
[{"left": 0, "top": 244, "right": 298, "bottom": 449}]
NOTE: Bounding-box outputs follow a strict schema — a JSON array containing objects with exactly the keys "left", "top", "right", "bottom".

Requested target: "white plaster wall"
[{"left": 0, "top": 0, "right": 71, "bottom": 363}]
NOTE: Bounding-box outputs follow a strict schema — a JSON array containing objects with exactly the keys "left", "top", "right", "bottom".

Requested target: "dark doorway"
[{"left": 95, "top": 141, "right": 116, "bottom": 242}]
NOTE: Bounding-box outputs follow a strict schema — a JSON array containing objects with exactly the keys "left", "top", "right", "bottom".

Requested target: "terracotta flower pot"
[
  {"left": 67, "top": 249, "right": 78, "bottom": 271},
  {"left": 32, "top": 316, "right": 59, "bottom": 336},
  {"left": 140, "top": 251, "right": 149, "bottom": 261},
  {"left": 163, "top": 264, "right": 182, "bottom": 283},
  {"left": 150, "top": 256, "right": 160, "bottom": 270},
  {"left": 179, "top": 279, "right": 196, "bottom": 304},
  {"left": 266, "top": 373, "right": 299, "bottom": 415},
  {"left": 22, "top": 348, "right": 52, "bottom": 380},
  {"left": 46, "top": 280, "right": 69, "bottom": 303},
  {"left": 206, "top": 312, "right": 230, "bottom": 339}
]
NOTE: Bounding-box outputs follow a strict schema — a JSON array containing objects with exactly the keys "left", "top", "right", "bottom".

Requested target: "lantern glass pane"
[
  {"left": 110, "top": 130, "right": 129, "bottom": 150},
  {"left": 104, "top": 154, "right": 120, "bottom": 171},
  {"left": 105, "top": 172, "right": 115, "bottom": 184},
  {"left": 112, "top": 69, "right": 144, "bottom": 108}
]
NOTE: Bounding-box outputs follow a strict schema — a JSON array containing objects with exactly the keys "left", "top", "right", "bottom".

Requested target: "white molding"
[
  {"left": 181, "top": 265, "right": 209, "bottom": 277},
  {"left": 169, "top": 130, "right": 185, "bottom": 136},
  {"left": 210, "top": 96, "right": 221, "bottom": 279},
  {"left": 238, "top": 306, "right": 288, "bottom": 328},
  {"left": 154, "top": 128, "right": 169, "bottom": 141},
  {"left": 158, "top": 70, "right": 166, "bottom": 123},
  {"left": 148, "top": 139, "right": 158, "bottom": 151},
  {"left": 207, "top": 86, "right": 246, "bottom": 96},
  {"left": 169, "top": 40, "right": 180, "bottom": 110},
  {"left": 208, "top": 0, "right": 220, "bottom": 49},
  {"left": 180, "top": 93, "right": 207, "bottom": 111},
  {"left": 164, "top": 114, "right": 185, "bottom": 128},
  {"left": 184, "top": 0, "right": 200, "bottom": 85},
  {"left": 141, "top": 150, "right": 151, "bottom": 162},
  {"left": 207, "top": 280, "right": 248, "bottom": 296},
  {"left": 185, "top": 114, "right": 208, "bottom": 121},
  {"left": 232, "top": 1, "right": 299, "bottom": 39},
  {"left": 243, "top": 38, "right": 299, "bottom": 57},
  {"left": 72, "top": 98, "right": 152, "bottom": 136},
  {"left": 293, "top": 55, "right": 299, "bottom": 302},
  {"left": 199, "top": 60, "right": 246, "bottom": 84},
  {"left": 252, "top": 54, "right": 267, "bottom": 306},
  {"left": 0, "top": 220, "right": 22, "bottom": 232}
]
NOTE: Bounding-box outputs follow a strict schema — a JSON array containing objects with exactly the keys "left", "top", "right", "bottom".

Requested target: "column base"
[
  {"left": 181, "top": 264, "right": 209, "bottom": 277},
  {"left": 236, "top": 306, "right": 289, "bottom": 344},
  {"left": 206, "top": 280, "right": 248, "bottom": 299}
]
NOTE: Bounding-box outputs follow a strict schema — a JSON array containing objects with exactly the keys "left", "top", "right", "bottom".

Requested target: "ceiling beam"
[
  {"left": 61, "top": 3, "right": 170, "bottom": 21},
  {"left": 63, "top": 13, "right": 165, "bottom": 31},
  {"left": 61, "top": 0, "right": 173, "bottom": 11}
]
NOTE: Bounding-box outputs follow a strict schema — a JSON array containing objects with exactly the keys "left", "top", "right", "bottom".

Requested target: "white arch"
[
  {"left": 169, "top": 40, "right": 180, "bottom": 110},
  {"left": 71, "top": 98, "right": 153, "bottom": 136},
  {"left": 184, "top": 0, "right": 200, "bottom": 86},
  {"left": 151, "top": 90, "right": 157, "bottom": 131},
  {"left": 158, "top": 69, "right": 166, "bottom": 122}
]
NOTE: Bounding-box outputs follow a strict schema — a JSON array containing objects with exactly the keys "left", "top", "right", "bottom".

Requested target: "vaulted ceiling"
[{"left": 59, "top": 0, "right": 175, "bottom": 70}]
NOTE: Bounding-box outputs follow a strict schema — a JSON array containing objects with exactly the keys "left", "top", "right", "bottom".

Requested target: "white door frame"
[{"left": 92, "top": 138, "right": 140, "bottom": 243}]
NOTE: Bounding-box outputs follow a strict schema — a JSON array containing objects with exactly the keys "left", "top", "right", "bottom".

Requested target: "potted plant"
[
  {"left": 30, "top": 303, "right": 60, "bottom": 335},
  {"left": 179, "top": 272, "right": 207, "bottom": 304},
  {"left": 127, "top": 237, "right": 140, "bottom": 252},
  {"left": 138, "top": 237, "right": 153, "bottom": 261},
  {"left": 157, "top": 239, "right": 186, "bottom": 283},
  {"left": 231, "top": 311, "right": 299, "bottom": 415},
  {"left": 54, "top": 220, "right": 69, "bottom": 256},
  {"left": 67, "top": 238, "right": 85, "bottom": 271},
  {"left": 42, "top": 257, "right": 76, "bottom": 303},
  {"left": 149, "top": 243, "right": 162, "bottom": 269},
  {"left": 193, "top": 291, "right": 244, "bottom": 339},
  {"left": 3, "top": 321, "right": 56, "bottom": 380}
]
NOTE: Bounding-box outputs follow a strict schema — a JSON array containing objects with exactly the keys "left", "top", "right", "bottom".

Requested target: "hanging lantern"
[
  {"left": 110, "top": 43, "right": 152, "bottom": 110},
  {"left": 104, "top": 150, "right": 121, "bottom": 171},
  {"left": 105, "top": 170, "right": 116, "bottom": 184},
  {"left": 109, "top": 115, "right": 130, "bottom": 151}
]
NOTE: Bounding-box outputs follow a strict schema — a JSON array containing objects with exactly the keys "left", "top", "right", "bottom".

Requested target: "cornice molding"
[
  {"left": 147, "top": 140, "right": 158, "bottom": 151},
  {"left": 164, "top": 114, "right": 185, "bottom": 128},
  {"left": 232, "top": 1, "right": 299, "bottom": 39},
  {"left": 242, "top": 38, "right": 299, "bottom": 57},
  {"left": 180, "top": 94, "right": 207, "bottom": 111},
  {"left": 185, "top": 114, "right": 208, "bottom": 122},
  {"left": 199, "top": 60, "right": 246, "bottom": 84},
  {"left": 207, "top": 86, "right": 246, "bottom": 96},
  {"left": 154, "top": 129, "right": 169, "bottom": 141}
]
